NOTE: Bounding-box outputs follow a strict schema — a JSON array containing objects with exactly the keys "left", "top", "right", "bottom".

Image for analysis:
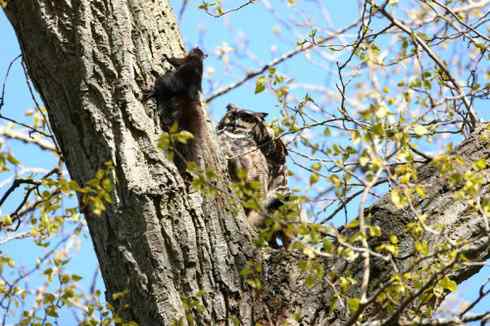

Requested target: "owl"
[{"left": 217, "top": 104, "right": 290, "bottom": 230}]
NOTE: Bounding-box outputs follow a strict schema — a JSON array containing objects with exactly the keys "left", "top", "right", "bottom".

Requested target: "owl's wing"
[{"left": 272, "top": 137, "right": 288, "bottom": 165}]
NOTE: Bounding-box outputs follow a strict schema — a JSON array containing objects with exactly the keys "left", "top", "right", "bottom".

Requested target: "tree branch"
[
  {"left": 205, "top": 22, "right": 359, "bottom": 103},
  {"left": 377, "top": 5, "right": 480, "bottom": 132}
]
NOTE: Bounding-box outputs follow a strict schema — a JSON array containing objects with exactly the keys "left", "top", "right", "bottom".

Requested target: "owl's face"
[{"left": 217, "top": 104, "right": 268, "bottom": 132}]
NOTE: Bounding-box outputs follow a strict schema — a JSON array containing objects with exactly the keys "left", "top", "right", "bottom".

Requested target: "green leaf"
[
  {"left": 376, "top": 243, "right": 398, "bottom": 255},
  {"left": 46, "top": 306, "right": 59, "bottom": 318},
  {"left": 413, "top": 124, "right": 429, "bottom": 136},
  {"left": 60, "top": 274, "right": 70, "bottom": 284},
  {"left": 1, "top": 215, "right": 12, "bottom": 226},
  {"left": 71, "top": 274, "right": 83, "bottom": 281},
  {"left": 6, "top": 153, "right": 19, "bottom": 165},
  {"left": 43, "top": 268, "right": 54, "bottom": 282},
  {"left": 309, "top": 173, "right": 319, "bottom": 185},
  {"left": 169, "top": 122, "right": 179, "bottom": 134},
  {"left": 439, "top": 276, "right": 457, "bottom": 292},
  {"left": 175, "top": 131, "right": 194, "bottom": 144},
  {"left": 44, "top": 293, "right": 56, "bottom": 304},
  {"left": 255, "top": 76, "right": 267, "bottom": 94},
  {"left": 329, "top": 175, "right": 341, "bottom": 188},
  {"left": 347, "top": 297, "right": 360, "bottom": 312},
  {"left": 473, "top": 159, "right": 487, "bottom": 171},
  {"left": 389, "top": 234, "right": 399, "bottom": 244},
  {"left": 198, "top": 2, "right": 210, "bottom": 10},
  {"left": 346, "top": 219, "right": 359, "bottom": 228},
  {"left": 390, "top": 188, "right": 405, "bottom": 208},
  {"left": 311, "top": 162, "right": 321, "bottom": 171},
  {"left": 368, "top": 225, "right": 382, "bottom": 237},
  {"left": 415, "top": 240, "right": 429, "bottom": 256}
]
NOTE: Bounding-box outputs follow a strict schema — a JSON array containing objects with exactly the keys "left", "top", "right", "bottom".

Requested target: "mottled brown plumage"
[
  {"left": 145, "top": 51, "right": 296, "bottom": 246},
  {"left": 217, "top": 104, "right": 289, "bottom": 229}
]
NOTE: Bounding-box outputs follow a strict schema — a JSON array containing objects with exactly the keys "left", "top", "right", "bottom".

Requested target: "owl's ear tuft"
[
  {"left": 226, "top": 104, "right": 238, "bottom": 112},
  {"left": 255, "top": 112, "right": 268, "bottom": 120}
]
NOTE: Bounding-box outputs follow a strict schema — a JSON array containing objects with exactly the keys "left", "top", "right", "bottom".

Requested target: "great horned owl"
[{"left": 217, "top": 104, "right": 289, "bottom": 229}]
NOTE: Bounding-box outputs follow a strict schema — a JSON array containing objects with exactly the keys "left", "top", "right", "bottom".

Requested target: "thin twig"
[
  {"left": 0, "top": 231, "right": 31, "bottom": 245},
  {"left": 382, "top": 259, "right": 457, "bottom": 325},
  {"left": 205, "top": 22, "right": 359, "bottom": 103},
  {"left": 21, "top": 61, "right": 61, "bottom": 151},
  {"left": 0, "top": 128, "right": 58, "bottom": 153},
  {"left": 0, "top": 114, "right": 51, "bottom": 138},
  {"left": 178, "top": 0, "right": 190, "bottom": 21},
  {"left": 204, "top": 0, "right": 256, "bottom": 18},
  {"left": 0, "top": 54, "right": 22, "bottom": 110},
  {"left": 377, "top": 5, "right": 479, "bottom": 132},
  {"left": 429, "top": 0, "right": 489, "bottom": 42}
]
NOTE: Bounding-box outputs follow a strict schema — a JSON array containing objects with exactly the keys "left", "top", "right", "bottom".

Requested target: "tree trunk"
[
  {"left": 4, "top": 1, "right": 255, "bottom": 324},
  {"left": 4, "top": 0, "right": 490, "bottom": 324}
]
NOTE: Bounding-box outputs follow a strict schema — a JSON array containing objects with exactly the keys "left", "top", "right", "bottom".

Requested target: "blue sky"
[{"left": 1, "top": 1, "right": 489, "bottom": 324}]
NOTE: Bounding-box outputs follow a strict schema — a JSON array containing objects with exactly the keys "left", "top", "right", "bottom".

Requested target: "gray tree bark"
[
  {"left": 5, "top": 1, "right": 256, "bottom": 324},
  {"left": 4, "top": 0, "right": 490, "bottom": 325}
]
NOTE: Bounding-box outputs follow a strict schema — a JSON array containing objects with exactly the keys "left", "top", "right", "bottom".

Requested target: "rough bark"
[
  {"left": 5, "top": 1, "right": 255, "bottom": 324},
  {"left": 336, "top": 125, "right": 490, "bottom": 324},
  {"left": 4, "top": 0, "right": 490, "bottom": 325}
]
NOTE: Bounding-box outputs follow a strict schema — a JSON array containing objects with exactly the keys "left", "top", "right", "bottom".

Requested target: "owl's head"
[{"left": 217, "top": 104, "right": 268, "bottom": 132}]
